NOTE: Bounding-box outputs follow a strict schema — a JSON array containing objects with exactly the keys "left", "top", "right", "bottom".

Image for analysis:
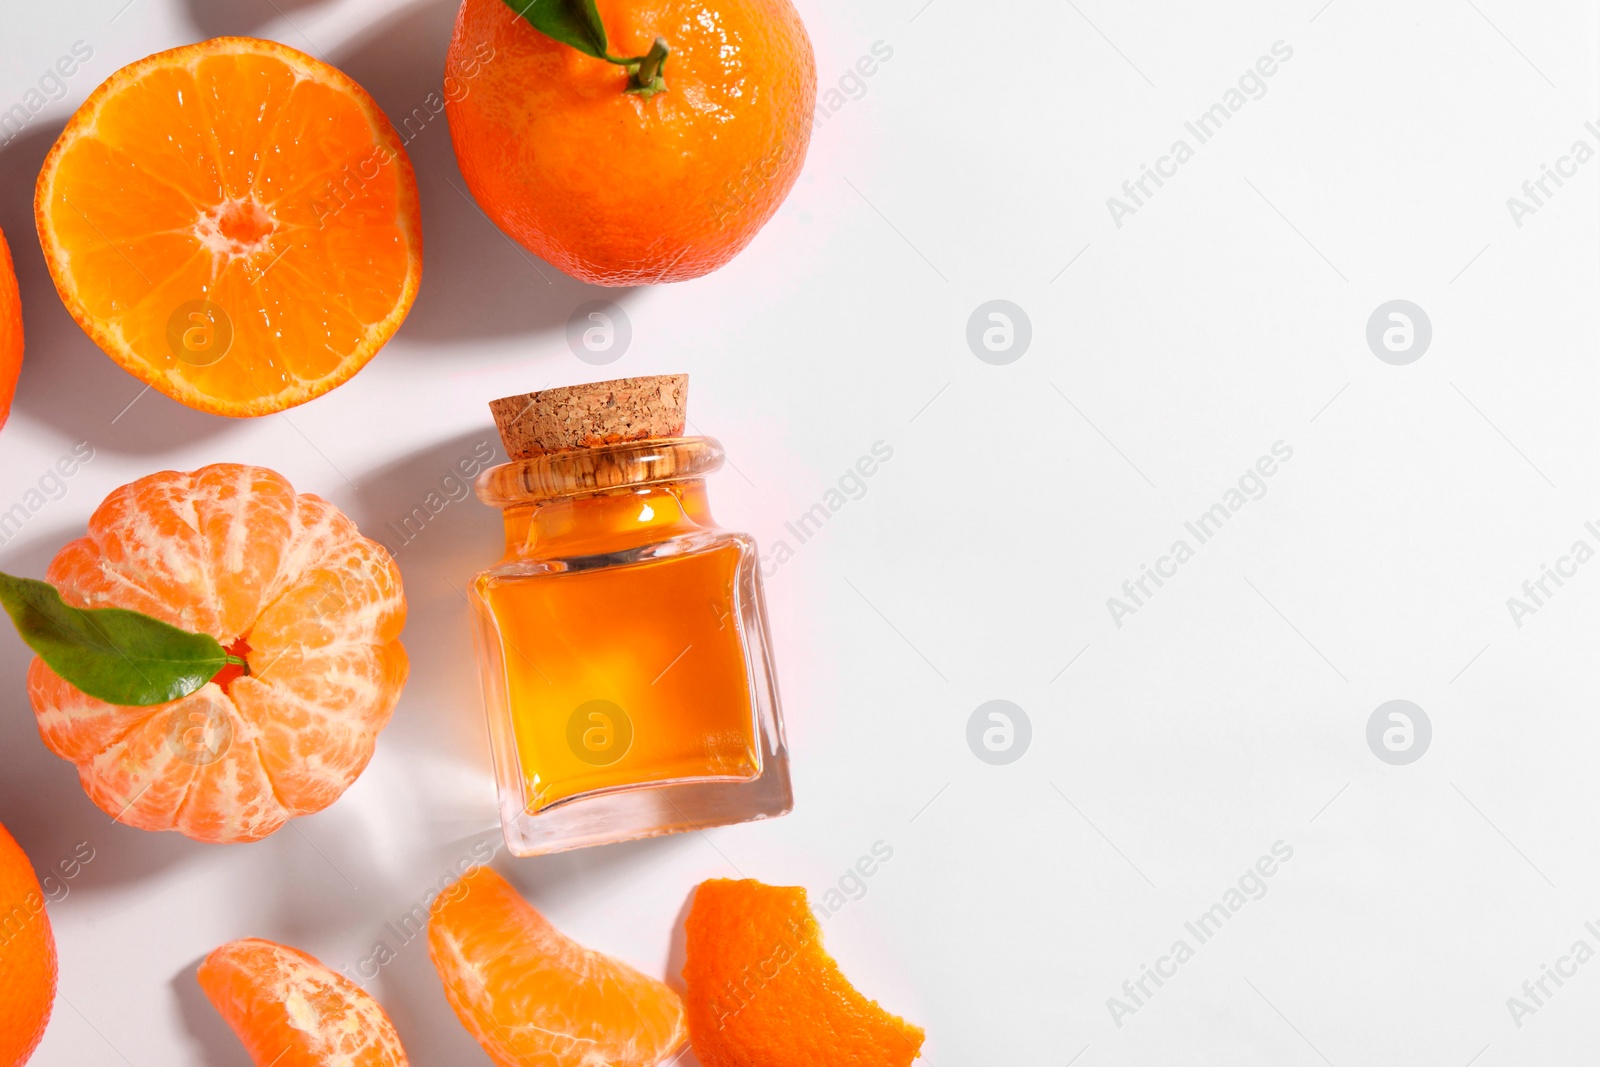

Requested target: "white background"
[{"left": 2, "top": 0, "right": 1598, "bottom": 1063}]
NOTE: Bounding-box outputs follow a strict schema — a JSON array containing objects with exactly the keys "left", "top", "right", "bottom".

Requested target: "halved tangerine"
[{"left": 35, "top": 36, "right": 422, "bottom": 417}]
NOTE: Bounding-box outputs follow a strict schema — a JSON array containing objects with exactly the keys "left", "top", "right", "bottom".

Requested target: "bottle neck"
[{"left": 501, "top": 480, "right": 716, "bottom": 559}]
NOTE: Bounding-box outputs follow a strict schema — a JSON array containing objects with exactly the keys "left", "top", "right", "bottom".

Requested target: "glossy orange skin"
[
  {"left": 683, "top": 879, "right": 925, "bottom": 1067},
  {"left": 445, "top": 0, "right": 816, "bottom": 285},
  {"left": 0, "top": 823, "right": 55, "bottom": 1067},
  {"left": 0, "top": 229, "right": 23, "bottom": 431},
  {"left": 198, "top": 938, "right": 409, "bottom": 1066}
]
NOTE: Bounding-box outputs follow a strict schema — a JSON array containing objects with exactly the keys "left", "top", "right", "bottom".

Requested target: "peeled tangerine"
[
  {"left": 199, "top": 938, "right": 408, "bottom": 1066},
  {"left": 684, "top": 878, "right": 925, "bottom": 1067},
  {"left": 27, "top": 464, "right": 407, "bottom": 843},
  {"left": 428, "top": 866, "right": 686, "bottom": 1067}
]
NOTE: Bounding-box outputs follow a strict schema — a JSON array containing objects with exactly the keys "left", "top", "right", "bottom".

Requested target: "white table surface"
[{"left": 3, "top": 0, "right": 1598, "bottom": 1063}]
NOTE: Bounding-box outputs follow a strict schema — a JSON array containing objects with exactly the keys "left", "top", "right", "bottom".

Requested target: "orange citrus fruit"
[
  {"left": 445, "top": 0, "right": 816, "bottom": 285},
  {"left": 0, "top": 822, "right": 55, "bottom": 1067},
  {"left": 35, "top": 37, "right": 422, "bottom": 417},
  {"left": 0, "top": 228, "right": 23, "bottom": 431},
  {"left": 27, "top": 463, "right": 408, "bottom": 844},
  {"left": 428, "top": 866, "right": 686, "bottom": 1066},
  {"left": 199, "top": 937, "right": 408, "bottom": 1066},
  {"left": 683, "top": 878, "right": 924, "bottom": 1066}
]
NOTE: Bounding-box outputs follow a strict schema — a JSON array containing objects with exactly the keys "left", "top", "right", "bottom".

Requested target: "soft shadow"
[
  {"left": 170, "top": 957, "right": 251, "bottom": 1067},
  {"left": 665, "top": 887, "right": 694, "bottom": 994},
  {"left": 664, "top": 886, "right": 708, "bottom": 1066},
  {"left": 182, "top": 0, "right": 331, "bottom": 38},
  {"left": 495, "top": 834, "right": 694, "bottom": 909},
  {"left": 0, "top": 123, "right": 232, "bottom": 455},
  {"left": 375, "top": 910, "right": 497, "bottom": 1064},
  {"left": 348, "top": 429, "right": 506, "bottom": 772},
  {"left": 252, "top": 824, "right": 492, "bottom": 1060},
  {"left": 0, "top": 525, "right": 200, "bottom": 890},
  {"left": 332, "top": 0, "right": 637, "bottom": 344},
  {"left": 264, "top": 821, "right": 379, "bottom": 948}
]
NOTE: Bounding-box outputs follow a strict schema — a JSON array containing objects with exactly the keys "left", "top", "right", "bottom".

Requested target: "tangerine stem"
[
  {"left": 629, "top": 37, "right": 670, "bottom": 96},
  {"left": 604, "top": 37, "right": 670, "bottom": 98}
]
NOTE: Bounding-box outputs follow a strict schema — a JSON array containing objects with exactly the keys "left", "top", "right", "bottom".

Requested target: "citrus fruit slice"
[
  {"left": 198, "top": 938, "right": 408, "bottom": 1066},
  {"left": 0, "top": 822, "right": 55, "bottom": 1067},
  {"left": 446, "top": 0, "right": 816, "bottom": 284},
  {"left": 683, "top": 878, "right": 924, "bottom": 1066},
  {"left": 0, "top": 228, "right": 23, "bottom": 431},
  {"left": 27, "top": 464, "right": 407, "bottom": 843},
  {"left": 428, "top": 866, "right": 686, "bottom": 1067},
  {"left": 35, "top": 36, "right": 422, "bottom": 417}
]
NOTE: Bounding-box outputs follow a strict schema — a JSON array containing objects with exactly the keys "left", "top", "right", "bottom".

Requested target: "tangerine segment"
[
  {"left": 27, "top": 464, "right": 407, "bottom": 844},
  {"left": 198, "top": 938, "right": 409, "bottom": 1067},
  {"left": 0, "top": 228, "right": 22, "bottom": 429},
  {"left": 0, "top": 822, "right": 56, "bottom": 1067},
  {"left": 35, "top": 37, "right": 421, "bottom": 417},
  {"left": 683, "top": 879, "right": 925, "bottom": 1067},
  {"left": 427, "top": 866, "right": 686, "bottom": 1067}
]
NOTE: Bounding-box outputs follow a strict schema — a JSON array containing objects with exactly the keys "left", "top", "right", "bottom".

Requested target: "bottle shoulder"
[{"left": 476, "top": 527, "right": 755, "bottom": 581}]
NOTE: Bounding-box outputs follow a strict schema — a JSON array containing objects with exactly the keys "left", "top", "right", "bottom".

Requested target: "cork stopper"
[{"left": 488, "top": 375, "right": 688, "bottom": 460}]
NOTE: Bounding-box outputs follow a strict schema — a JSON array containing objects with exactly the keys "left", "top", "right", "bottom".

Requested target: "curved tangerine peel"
[
  {"left": 427, "top": 865, "right": 686, "bottom": 1067},
  {"left": 684, "top": 878, "right": 925, "bottom": 1067},
  {"left": 198, "top": 937, "right": 409, "bottom": 1066}
]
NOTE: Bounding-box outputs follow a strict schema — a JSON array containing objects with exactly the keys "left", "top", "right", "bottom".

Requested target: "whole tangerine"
[
  {"left": 445, "top": 0, "right": 817, "bottom": 285},
  {"left": 0, "top": 822, "right": 56, "bottom": 1067},
  {"left": 0, "top": 228, "right": 24, "bottom": 431}
]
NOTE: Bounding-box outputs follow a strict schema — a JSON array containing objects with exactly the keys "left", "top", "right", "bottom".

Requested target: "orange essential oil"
[{"left": 470, "top": 376, "right": 791, "bottom": 855}]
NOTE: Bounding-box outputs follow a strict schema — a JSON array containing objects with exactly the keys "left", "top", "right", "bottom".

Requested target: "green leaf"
[
  {"left": 0, "top": 571, "right": 232, "bottom": 707},
  {"left": 502, "top": 0, "right": 609, "bottom": 59}
]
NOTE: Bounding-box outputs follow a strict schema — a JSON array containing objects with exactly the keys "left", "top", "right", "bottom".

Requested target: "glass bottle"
[{"left": 469, "top": 375, "right": 792, "bottom": 855}]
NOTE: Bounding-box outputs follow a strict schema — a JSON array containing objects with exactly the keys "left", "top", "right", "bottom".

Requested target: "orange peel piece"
[{"left": 683, "top": 877, "right": 925, "bottom": 1066}]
